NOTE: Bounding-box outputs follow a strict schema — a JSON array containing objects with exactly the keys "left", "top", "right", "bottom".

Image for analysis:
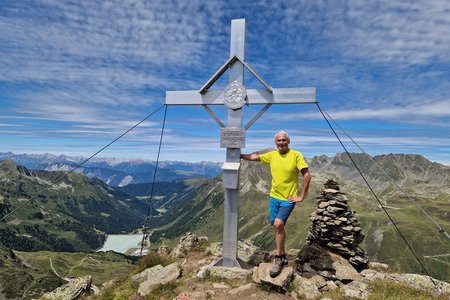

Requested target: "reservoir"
[{"left": 97, "top": 234, "right": 143, "bottom": 254}]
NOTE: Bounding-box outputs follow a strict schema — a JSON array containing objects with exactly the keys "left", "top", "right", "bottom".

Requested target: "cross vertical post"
[{"left": 220, "top": 19, "right": 246, "bottom": 267}]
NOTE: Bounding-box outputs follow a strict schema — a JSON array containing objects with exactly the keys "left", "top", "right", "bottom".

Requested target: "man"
[{"left": 240, "top": 131, "right": 311, "bottom": 277}]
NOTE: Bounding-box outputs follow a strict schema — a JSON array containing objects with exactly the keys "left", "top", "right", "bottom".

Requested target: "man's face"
[{"left": 275, "top": 134, "right": 290, "bottom": 154}]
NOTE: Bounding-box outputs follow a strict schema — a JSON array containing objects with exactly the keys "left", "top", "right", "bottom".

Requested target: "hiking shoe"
[{"left": 269, "top": 255, "right": 288, "bottom": 277}]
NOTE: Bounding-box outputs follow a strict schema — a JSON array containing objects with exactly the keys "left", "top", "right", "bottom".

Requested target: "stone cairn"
[{"left": 306, "top": 179, "right": 368, "bottom": 270}]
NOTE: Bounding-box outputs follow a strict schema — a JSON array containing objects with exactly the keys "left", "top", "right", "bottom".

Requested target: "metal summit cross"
[{"left": 165, "top": 19, "right": 317, "bottom": 268}]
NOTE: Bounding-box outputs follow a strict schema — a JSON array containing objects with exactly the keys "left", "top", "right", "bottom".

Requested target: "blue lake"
[{"left": 97, "top": 234, "right": 143, "bottom": 254}]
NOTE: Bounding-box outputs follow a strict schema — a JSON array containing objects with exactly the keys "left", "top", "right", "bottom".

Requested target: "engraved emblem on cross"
[{"left": 224, "top": 80, "right": 247, "bottom": 110}]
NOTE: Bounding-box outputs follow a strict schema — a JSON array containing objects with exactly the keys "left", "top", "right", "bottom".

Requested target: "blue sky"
[{"left": 0, "top": 0, "right": 449, "bottom": 164}]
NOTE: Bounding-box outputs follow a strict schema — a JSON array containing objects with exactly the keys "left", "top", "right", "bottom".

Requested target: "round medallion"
[{"left": 223, "top": 80, "right": 247, "bottom": 110}]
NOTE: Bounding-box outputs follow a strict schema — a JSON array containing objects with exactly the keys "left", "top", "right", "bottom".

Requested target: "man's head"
[{"left": 274, "top": 131, "right": 290, "bottom": 154}]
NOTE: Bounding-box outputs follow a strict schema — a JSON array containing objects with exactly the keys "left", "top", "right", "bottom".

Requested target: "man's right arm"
[{"left": 240, "top": 153, "right": 261, "bottom": 161}]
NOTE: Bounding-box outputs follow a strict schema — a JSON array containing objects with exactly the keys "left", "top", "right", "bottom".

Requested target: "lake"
[{"left": 97, "top": 234, "right": 143, "bottom": 254}]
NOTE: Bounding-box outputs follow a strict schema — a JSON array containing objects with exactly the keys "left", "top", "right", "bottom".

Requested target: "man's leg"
[
  {"left": 269, "top": 202, "right": 295, "bottom": 277},
  {"left": 273, "top": 218, "right": 286, "bottom": 256}
]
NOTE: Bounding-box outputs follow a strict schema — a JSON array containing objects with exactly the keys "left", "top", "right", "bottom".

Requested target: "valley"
[{"left": 0, "top": 152, "right": 449, "bottom": 298}]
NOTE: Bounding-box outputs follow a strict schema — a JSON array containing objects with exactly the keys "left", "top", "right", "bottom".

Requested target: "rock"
[
  {"left": 173, "top": 292, "right": 190, "bottom": 300},
  {"left": 327, "top": 206, "right": 345, "bottom": 214},
  {"left": 391, "top": 273, "right": 449, "bottom": 297},
  {"left": 157, "top": 245, "right": 171, "bottom": 256},
  {"left": 212, "top": 282, "right": 230, "bottom": 289},
  {"left": 292, "top": 274, "right": 321, "bottom": 299},
  {"left": 252, "top": 266, "right": 260, "bottom": 283},
  {"left": 368, "top": 261, "right": 389, "bottom": 271},
  {"left": 296, "top": 244, "right": 362, "bottom": 283},
  {"left": 322, "top": 188, "right": 340, "bottom": 194},
  {"left": 206, "top": 239, "right": 270, "bottom": 265},
  {"left": 318, "top": 202, "right": 329, "bottom": 209},
  {"left": 227, "top": 283, "right": 256, "bottom": 294},
  {"left": 132, "top": 264, "right": 164, "bottom": 283},
  {"left": 340, "top": 281, "right": 369, "bottom": 299},
  {"left": 326, "top": 280, "right": 339, "bottom": 291},
  {"left": 360, "top": 271, "right": 449, "bottom": 297},
  {"left": 286, "top": 248, "right": 301, "bottom": 258},
  {"left": 171, "top": 232, "right": 208, "bottom": 258},
  {"left": 332, "top": 254, "right": 362, "bottom": 283},
  {"left": 197, "top": 265, "right": 252, "bottom": 280},
  {"left": 138, "top": 262, "right": 181, "bottom": 296},
  {"left": 257, "top": 262, "right": 294, "bottom": 292},
  {"left": 41, "top": 275, "right": 92, "bottom": 300},
  {"left": 324, "top": 179, "right": 340, "bottom": 190}
]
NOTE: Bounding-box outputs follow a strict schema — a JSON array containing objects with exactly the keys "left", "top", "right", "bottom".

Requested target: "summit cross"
[{"left": 165, "top": 19, "right": 317, "bottom": 268}]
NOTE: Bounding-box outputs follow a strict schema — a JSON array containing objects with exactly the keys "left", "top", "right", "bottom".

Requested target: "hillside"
[
  {"left": 116, "top": 177, "right": 206, "bottom": 209},
  {"left": 0, "top": 246, "right": 135, "bottom": 300},
  {"left": 0, "top": 160, "right": 147, "bottom": 252},
  {"left": 148, "top": 153, "right": 450, "bottom": 282}
]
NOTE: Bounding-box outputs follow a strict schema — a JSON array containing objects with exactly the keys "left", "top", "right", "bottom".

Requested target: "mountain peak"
[{"left": 0, "top": 159, "right": 32, "bottom": 177}]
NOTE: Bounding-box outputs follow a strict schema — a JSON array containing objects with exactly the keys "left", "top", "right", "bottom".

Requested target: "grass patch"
[
  {"left": 135, "top": 252, "right": 175, "bottom": 274},
  {"left": 146, "top": 281, "right": 180, "bottom": 300},
  {"left": 95, "top": 279, "right": 138, "bottom": 300},
  {"left": 367, "top": 279, "right": 450, "bottom": 300},
  {"left": 90, "top": 270, "right": 137, "bottom": 300},
  {"left": 15, "top": 250, "right": 135, "bottom": 285},
  {"left": 257, "top": 282, "right": 287, "bottom": 294},
  {"left": 199, "top": 269, "right": 243, "bottom": 288}
]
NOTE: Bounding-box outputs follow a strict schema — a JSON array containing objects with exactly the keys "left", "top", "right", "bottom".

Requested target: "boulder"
[
  {"left": 340, "top": 281, "right": 369, "bottom": 299},
  {"left": 255, "top": 263, "right": 294, "bottom": 292},
  {"left": 171, "top": 232, "right": 209, "bottom": 258},
  {"left": 157, "top": 245, "right": 171, "bottom": 256},
  {"left": 292, "top": 274, "right": 321, "bottom": 299},
  {"left": 296, "top": 244, "right": 362, "bottom": 283},
  {"left": 132, "top": 264, "right": 164, "bottom": 283},
  {"left": 206, "top": 239, "right": 270, "bottom": 266},
  {"left": 197, "top": 265, "right": 251, "bottom": 280},
  {"left": 368, "top": 261, "right": 389, "bottom": 271},
  {"left": 40, "top": 275, "right": 92, "bottom": 300},
  {"left": 361, "top": 272, "right": 450, "bottom": 298},
  {"left": 227, "top": 283, "right": 257, "bottom": 295},
  {"left": 137, "top": 262, "right": 181, "bottom": 296}
]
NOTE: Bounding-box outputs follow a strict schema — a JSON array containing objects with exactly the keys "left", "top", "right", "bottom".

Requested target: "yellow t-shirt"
[{"left": 259, "top": 149, "right": 308, "bottom": 201}]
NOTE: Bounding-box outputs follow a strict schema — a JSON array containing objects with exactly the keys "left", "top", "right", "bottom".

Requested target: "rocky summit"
[
  {"left": 305, "top": 179, "right": 368, "bottom": 270},
  {"left": 35, "top": 230, "right": 449, "bottom": 300}
]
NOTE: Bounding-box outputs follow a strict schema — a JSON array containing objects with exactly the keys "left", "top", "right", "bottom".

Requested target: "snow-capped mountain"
[{"left": 0, "top": 152, "right": 221, "bottom": 186}]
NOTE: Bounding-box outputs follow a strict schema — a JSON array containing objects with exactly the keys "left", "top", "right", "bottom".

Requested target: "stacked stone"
[{"left": 307, "top": 179, "right": 368, "bottom": 270}]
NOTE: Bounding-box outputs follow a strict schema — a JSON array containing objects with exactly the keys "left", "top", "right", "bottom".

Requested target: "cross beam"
[
  {"left": 165, "top": 19, "right": 317, "bottom": 268},
  {"left": 166, "top": 87, "right": 317, "bottom": 105}
]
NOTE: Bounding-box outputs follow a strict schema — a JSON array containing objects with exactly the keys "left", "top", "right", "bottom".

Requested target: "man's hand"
[{"left": 288, "top": 195, "right": 306, "bottom": 203}]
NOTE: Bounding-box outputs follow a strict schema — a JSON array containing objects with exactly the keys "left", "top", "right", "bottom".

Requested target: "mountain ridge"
[
  {"left": 0, "top": 160, "right": 148, "bottom": 252},
  {"left": 0, "top": 152, "right": 222, "bottom": 186}
]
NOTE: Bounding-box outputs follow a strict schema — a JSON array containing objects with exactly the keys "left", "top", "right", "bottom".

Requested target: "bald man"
[{"left": 240, "top": 131, "right": 311, "bottom": 277}]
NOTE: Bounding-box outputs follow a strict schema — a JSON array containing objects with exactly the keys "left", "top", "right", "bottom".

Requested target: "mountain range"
[
  {"left": 0, "top": 151, "right": 449, "bottom": 298},
  {"left": 0, "top": 152, "right": 221, "bottom": 187}
]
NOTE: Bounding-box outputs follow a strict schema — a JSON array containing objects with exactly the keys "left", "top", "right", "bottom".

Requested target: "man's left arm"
[{"left": 288, "top": 168, "right": 311, "bottom": 203}]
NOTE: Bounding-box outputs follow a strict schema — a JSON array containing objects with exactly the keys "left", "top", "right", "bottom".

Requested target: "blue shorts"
[{"left": 269, "top": 197, "right": 296, "bottom": 225}]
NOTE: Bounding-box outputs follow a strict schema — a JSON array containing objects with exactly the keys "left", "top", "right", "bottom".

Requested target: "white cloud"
[{"left": 1, "top": 0, "right": 449, "bottom": 164}]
